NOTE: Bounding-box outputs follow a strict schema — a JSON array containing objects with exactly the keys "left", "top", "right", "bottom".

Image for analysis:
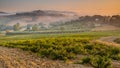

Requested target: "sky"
[{"left": 0, "top": 0, "right": 120, "bottom": 15}]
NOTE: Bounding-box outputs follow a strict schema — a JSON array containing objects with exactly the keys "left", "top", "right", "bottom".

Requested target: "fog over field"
[{"left": 0, "top": 10, "right": 120, "bottom": 32}]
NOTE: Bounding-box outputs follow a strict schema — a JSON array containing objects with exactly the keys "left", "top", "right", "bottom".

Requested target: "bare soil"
[
  {"left": 98, "top": 36, "right": 120, "bottom": 46},
  {"left": 92, "top": 25, "right": 120, "bottom": 31},
  {"left": 0, "top": 46, "right": 92, "bottom": 68}
]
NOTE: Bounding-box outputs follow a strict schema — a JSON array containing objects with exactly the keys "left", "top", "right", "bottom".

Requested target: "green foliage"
[
  {"left": 0, "top": 34, "right": 120, "bottom": 67},
  {"left": 111, "top": 54, "right": 120, "bottom": 60},
  {"left": 81, "top": 56, "right": 91, "bottom": 64},
  {"left": 93, "top": 56, "right": 112, "bottom": 68},
  {"left": 32, "top": 24, "right": 39, "bottom": 31},
  {"left": 81, "top": 56, "right": 112, "bottom": 68},
  {"left": 111, "top": 47, "right": 120, "bottom": 55},
  {"left": 114, "top": 38, "right": 120, "bottom": 44},
  {"left": 1, "top": 38, "right": 120, "bottom": 61},
  {"left": 13, "top": 23, "right": 20, "bottom": 31}
]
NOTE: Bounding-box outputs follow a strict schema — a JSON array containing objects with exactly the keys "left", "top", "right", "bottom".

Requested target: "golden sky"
[{"left": 0, "top": 0, "right": 120, "bottom": 15}]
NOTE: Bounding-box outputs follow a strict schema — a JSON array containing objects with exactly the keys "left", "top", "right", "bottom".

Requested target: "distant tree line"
[
  {"left": 50, "top": 15, "right": 120, "bottom": 30},
  {"left": 0, "top": 15, "right": 120, "bottom": 31}
]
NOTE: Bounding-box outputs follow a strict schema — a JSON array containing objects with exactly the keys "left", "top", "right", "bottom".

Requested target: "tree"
[
  {"left": 60, "top": 26, "right": 65, "bottom": 31},
  {"left": 32, "top": 24, "right": 39, "bottom": 31},
  {"left": 26, "top": 24, "right": 31, "bottom": 31},
  {"left": 13, "top": 23, "right": 20, "bottom": 31},
  {"left": 39, "top": 23, "right": 45, "bottom": 29}
]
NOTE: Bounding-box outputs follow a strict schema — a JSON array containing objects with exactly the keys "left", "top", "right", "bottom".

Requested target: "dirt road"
[
  {"left": 99, "top": 36, "right": 118, "bottom": 43},
  {"left": 97, "top": 36, "right": 120, "bottom": 46}
]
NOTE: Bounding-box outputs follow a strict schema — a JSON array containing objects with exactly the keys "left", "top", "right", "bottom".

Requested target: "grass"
[{"left": 0, "top": 30, "right": 120, "bottom": 41}]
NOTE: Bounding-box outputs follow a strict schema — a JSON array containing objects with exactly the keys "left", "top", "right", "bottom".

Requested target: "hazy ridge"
[{"left": 0, "top": 10, "right": 120, "bottom": 31}]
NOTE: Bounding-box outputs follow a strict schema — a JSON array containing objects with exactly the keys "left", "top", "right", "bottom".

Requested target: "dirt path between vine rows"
[
  {"left": 0, "top": 46, "right": 92, "bottom": 68},
  {"left": 97, "top": 36, "right": 120, "bottom": 46}
]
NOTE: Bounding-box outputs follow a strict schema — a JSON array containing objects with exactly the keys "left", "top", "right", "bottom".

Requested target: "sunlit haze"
[{"left": 0, "top": 0, "right": 120, "bottom": 15}]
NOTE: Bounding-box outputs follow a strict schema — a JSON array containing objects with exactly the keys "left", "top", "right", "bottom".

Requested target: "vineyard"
[
  {"left": 0, "top": 38, "right": 120, "bottom": 68},
  {"left": 0, "top": 31, "right": 120, "bottom": 68}
]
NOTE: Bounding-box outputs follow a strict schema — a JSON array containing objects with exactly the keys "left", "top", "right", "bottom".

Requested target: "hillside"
[
  {"left": 0, "top": 10, "right": 78, "bottom": 26},
  {"left": 0, "top": 11, "right": 14, "bottom": 16},
  {"left": 0, "top": 10, "right": 120, "bottom": 31},
  {"left": 50, "top": 15, "right": 120, "bottom": 31}
]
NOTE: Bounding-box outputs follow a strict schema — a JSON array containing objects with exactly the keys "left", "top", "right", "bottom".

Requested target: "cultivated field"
[{"left": 0, "top": 31, "right": 120, "bottom": 68}]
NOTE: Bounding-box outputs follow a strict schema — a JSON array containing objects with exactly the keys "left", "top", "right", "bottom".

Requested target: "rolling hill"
[
  {"left": 0, "top": 10, "right": 120, "bottom": 31},
  {"left": 0, "top": 10, "right": 78, "bottom": 26},
  {"left": 50, "top": 15, "right": 120, "bottom": 31}
]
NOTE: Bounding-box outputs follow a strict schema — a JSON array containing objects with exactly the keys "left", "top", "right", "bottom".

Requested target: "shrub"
[
  {"left": 81, "top": 56, "right": 91, "bottom": 64},
  {"left": 50, "top": 50, "right": 68, "bottom": 60},
  {"left": 80, "top": 56, "right": 112, "bottom": 68},
  {"left": 91, "top": 56, "right": 112, "bottom": 68},
  {"left": 111, "top": 54, "right": 120, "bottom": 60},
  {"left": 114, "top": 38, "right": 120, "bottom": 44},
  {"left": 30, "top": 46, "right": 40, "bottom": 53},
  {"left": 110, "top": 47, "right": 120, "bottom": 55},
  {"left": 38, "top": 49, "right": 50, "bottom": 57}
]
